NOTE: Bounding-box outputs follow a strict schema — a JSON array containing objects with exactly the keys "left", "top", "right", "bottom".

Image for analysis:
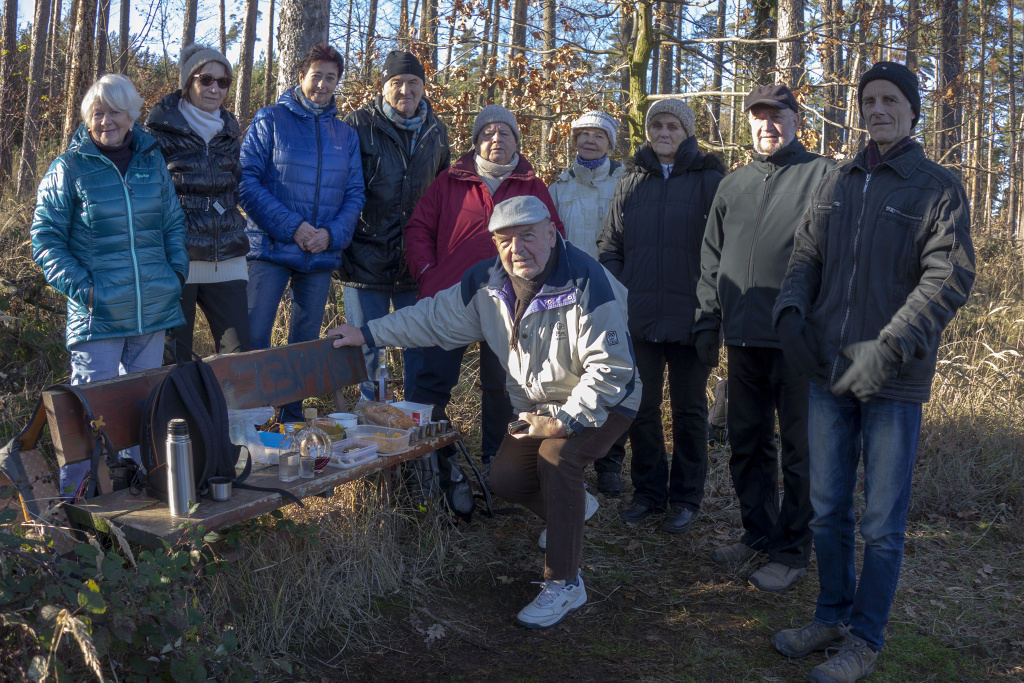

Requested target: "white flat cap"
[{"left": 488, "top": 195, "right": 551, "bottom": 233}]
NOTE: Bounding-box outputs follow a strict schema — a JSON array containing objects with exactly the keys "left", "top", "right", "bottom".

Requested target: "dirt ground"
[{"left": 298, "top": 447, "right": 1022, "bottom": 683}]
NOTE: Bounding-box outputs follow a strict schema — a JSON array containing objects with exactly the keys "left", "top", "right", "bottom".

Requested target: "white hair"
[{"left": 80, "top": 74, "right": 143, "bottom": 123}]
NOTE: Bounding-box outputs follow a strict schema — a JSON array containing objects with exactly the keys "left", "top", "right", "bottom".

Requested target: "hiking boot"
[
  {"left": 749, "top": 562, "right": 806, "bottom": 592},
  {"left": 515, "top": 572, "right": 587, "bottom": 629},
  {"left": 539, "top": 492, "right": 599, "bottom": 549},
  {"left": 711, "top": 541, "right": 757, "bottom": 566},
  {"left": 597, "top": 471, "right": 623, "bottom": 496},
  {"left": 619, "top": 502, "right": 656, "bottom": 525},
  {"left": 808, "top": 637, "right": 877, "bottom": 682},
  {"left": 661, "top": 505, "right": 698, "bottom": 534},
  {"left": 771, "top": 621, "right": 846, "bottom": 659}
]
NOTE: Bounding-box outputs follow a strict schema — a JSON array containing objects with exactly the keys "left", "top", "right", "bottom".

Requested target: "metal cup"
[
  {"left": 209, "top": 476, "right": 232, "bottom": 502},
  {"left": 438, "top": 420, "right": 450, "bottom": 434}
]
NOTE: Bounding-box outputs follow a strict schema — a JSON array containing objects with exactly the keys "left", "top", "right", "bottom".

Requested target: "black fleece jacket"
[{"left": 694, "top": 138, "right": 835, "bottom": 347}]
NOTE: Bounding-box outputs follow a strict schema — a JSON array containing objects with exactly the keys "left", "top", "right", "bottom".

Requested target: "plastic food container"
[
  {"left": 328, "top": 438, "right": 379, "bottom": 469},
  {"left": 347, "top": 425, "right": 412, "bottom": 454},
  {"left": 257, "top": 431, "right": 285, "bottom": 464},
  {"left": 389, "top": 401, "right": 433, "bottom": 426}
]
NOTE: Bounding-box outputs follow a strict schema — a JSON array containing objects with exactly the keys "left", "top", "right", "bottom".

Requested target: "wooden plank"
[
  {"left": 44, "top": 341, "right": 367, "bottom": 466},
  {"left": 66, "top": 432, "right": 460, "bottom": 548}
]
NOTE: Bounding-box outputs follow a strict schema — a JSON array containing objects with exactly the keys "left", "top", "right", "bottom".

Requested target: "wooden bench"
[{"left": 12, "top": 338, "right": 460, "bottom": 547}]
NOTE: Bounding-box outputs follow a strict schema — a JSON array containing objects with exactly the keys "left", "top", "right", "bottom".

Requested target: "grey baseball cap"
[{"left": 488, "top": 195, "right": 550, "bottom": 233}]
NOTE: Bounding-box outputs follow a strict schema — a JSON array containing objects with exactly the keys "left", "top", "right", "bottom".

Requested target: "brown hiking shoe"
[
  {"left": 770, "top": 621, "right": 846, "bottom": 659},
  {"left": 808, "top": 637, "right": 877, "bottom": 682}
]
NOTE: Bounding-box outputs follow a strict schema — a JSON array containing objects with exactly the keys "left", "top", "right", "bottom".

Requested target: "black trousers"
[
  {"left": 408, "top": 341, "right": 514, "bottom": 460},
  {"left": 165, "top": 280, "right": 251, "bottom": 364},
  {"left": 726, "top": 345, "right": 813, "bottom": 568},
  {"left": 627, "top": 339, "right": 710, "bottom": 511}
]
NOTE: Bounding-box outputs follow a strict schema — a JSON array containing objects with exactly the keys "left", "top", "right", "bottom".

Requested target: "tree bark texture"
[
  {"left": 775, "top": 0, "right": 804, "bottom": 87},
  {"left": 363, "top": 0, "right": 378, "bottom": 77},
  {"left": 117, "top": 0, "right": 129, "bottom": 73},
  {"left": 539, "top": 0, "right": 556, "bottom": 161},
  {"left": 235, "top": 0, "right": 259, "bottom": 129},
  {"left": 276, "top": 0, "right": 329, "bottom": 99},
  {"left": 95, "top": 0, "right": 110, "bottom": 77},
  {"left": 710, "top": 0, "right": 725, "bottom": 144},
  {"left": 182, "top": 0, "right": 197, "bottom": 47},
  {"left": 47, "top": 0, "right": 62, "bottom": 92},
  {"left": 627, "top": 0, "right": 654, "bottom": 151},
  {"left": 264, "top": 0, "right": 275, "bottom": 105},
  {"left": 62, "top": 0, "right": 97, "bottom": 150},
  {"left": 749, "top": 0, "right": 775, "bottom": 84},
  {"left": 657, "top": 2, "right": 672, "bottom": 94},
  {"left": 419, "top": 0, "right": 437, "bottom": 68},
  {"left": 16, "top": 0, "right": 52, "bottom": 196},
  {"left": 0, "top": 0, "right": 20, "bottom": 187},
  {"left": 219, "top": 0, "right": 226, "bottom": 53},
  {"left": 938, "top": 0, "right": 962, "bottom": 167}
]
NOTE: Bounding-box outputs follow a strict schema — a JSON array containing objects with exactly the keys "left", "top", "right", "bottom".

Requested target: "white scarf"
[{"left": 179, "top": 97, "right": 224, "bottom": 144}]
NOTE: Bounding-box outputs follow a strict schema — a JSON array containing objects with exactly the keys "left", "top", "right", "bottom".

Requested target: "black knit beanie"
[
  {"left": 858, "top": 61, "right": 920, "bottom": 129},
  {"left": 381, "top": 51, "right": 426, "bottom": 84}
]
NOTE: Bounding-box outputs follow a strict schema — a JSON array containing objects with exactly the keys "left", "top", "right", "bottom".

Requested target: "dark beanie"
[
  {"left": 381, "top": 51, "right": 426, "bottom": 84},
  {"left": 858, "top": 61, "right": 920, "bottom": 129}
]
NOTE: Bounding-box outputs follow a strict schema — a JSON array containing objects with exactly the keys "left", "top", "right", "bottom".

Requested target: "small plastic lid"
[{"left": 303, "top": 407, "right": 318, "bottom": 420}]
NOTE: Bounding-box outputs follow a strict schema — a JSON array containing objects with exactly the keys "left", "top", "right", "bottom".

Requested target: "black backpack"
[{"left": 139, "top": 347, "right": 302, "bottom": 506}]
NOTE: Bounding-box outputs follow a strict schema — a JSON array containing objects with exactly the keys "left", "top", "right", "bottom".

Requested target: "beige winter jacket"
[{"left": 548, "top": 157, "right": 626, "bottom": 259}]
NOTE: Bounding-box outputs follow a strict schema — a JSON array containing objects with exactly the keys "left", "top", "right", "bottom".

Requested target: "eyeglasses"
[{"left": 194, "top": 73, "right": 232, "bottom": 89}]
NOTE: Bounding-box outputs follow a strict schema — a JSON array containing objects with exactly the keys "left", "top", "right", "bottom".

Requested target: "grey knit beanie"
[
  {"left": 571, "top": 110, "right": 618, "bottom": 149},
  {"left": 179, "top": 44, "right": 233, "bottom": 90},
  {"left": 645, "top": 99, "right": 695, "bottom": 138},
  {"left": 473, "top": 104, "right": 521, "bottom": 146}
]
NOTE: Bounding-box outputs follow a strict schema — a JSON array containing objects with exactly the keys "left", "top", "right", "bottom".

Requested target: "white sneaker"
[
  {"left": 515, "top": 572, "right": 587, "bottom": 629},
  {"left": 539, "top": 491, "right": 599, "bottom": 550}
]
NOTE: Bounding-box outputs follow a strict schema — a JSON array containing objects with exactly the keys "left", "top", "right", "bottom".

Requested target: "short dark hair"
[{"left": 297, "top": 42, "right": 344, "bottom": 80}]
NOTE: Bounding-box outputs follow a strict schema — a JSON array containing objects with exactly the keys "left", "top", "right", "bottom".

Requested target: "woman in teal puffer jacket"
[{"left": 32, "top": 73, "right": 188, "bottom": 387}]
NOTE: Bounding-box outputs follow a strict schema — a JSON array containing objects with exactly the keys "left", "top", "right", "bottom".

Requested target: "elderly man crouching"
[{"left": 330, "top": 195, "right": 640, "bottom": 629}]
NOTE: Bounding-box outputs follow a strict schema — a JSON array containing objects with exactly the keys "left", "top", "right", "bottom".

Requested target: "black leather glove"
[
  {"left": 694, "top": 330, "right": 720, "bottom": 368},
  {"left": 830, "top": 339, "right": 900, "bottom": 402},
  {"left": 775, "top": 308, "right": 817, "bottom": 378}
]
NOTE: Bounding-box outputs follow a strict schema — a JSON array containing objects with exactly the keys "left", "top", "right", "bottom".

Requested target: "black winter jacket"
[
  {"left": 695, "top": 139, "right": 835, "bottom": 347},
  {"left": 144, "top": 92, "right": 248, "bottom": 263},
  {"left": 339, "top": 96, "right": 450, "bottom": 291},
  {"left": 773, "top": 142, "right": 975, "bottom": 403},
  {"left": 598, "top": 137, "right": 725, "bottom": 345}
]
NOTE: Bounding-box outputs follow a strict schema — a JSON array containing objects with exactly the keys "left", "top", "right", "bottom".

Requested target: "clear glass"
[
  {"left": 298, "top": 409, "right": 331, "bottom": 478},
  {"left": 278, "top": 424, "right": 300, "bottom": 482},
  {"left": 373, "top": 348, "right": 392, "bottom": 402}
]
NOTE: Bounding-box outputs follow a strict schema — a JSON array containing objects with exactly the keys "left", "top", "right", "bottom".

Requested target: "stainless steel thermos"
[{"left": 166, "top": 419, "right": 197, "bottom": 517}]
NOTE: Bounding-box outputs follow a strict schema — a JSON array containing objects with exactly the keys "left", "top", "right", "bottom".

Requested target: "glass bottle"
[
  {"left": 374, "top": 348, "right": 392, "bottom": 403},
  {"left": 298, "top": 408, "right": 331, "bottom": 477},
  {"left": 278, "top": 423, "right": 300, "bottom": 482}
]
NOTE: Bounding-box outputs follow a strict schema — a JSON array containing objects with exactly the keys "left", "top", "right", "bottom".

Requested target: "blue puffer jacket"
[
  {"left": 239, "top": 87, "right": 365, "bottom": 272},
  {"left": 31, "top": 124, "right": 188, "bottom": 348}
]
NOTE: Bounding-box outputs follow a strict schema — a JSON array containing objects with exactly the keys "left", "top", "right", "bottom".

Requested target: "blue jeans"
[
  {"left": 246, "top": 260, "right": 333, "bottom": 422},
  {"left": 808, "top": 382, "right": 922, "bottom": 652},
  {"left": 65, "top": 331, "right": 164, "bottom": 498},
  {"left": 342, "top": 286, "right": 422, "bottom": 400}
]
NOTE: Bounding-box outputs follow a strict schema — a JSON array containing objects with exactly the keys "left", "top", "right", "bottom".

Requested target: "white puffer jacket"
[
  {"left": 362, "top": 237, "right": 641, "bottom": 434},
  {"left": 548, "top": 157, "right": 625, "bottom": 259}
]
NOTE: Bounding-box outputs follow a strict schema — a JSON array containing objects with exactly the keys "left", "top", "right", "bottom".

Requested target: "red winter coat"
[{"left": 404, "top": 151, "right": 564, "bottom": 300}]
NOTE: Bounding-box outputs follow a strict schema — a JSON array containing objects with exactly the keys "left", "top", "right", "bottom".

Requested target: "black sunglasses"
[{"left": 194, "top": 73, "right": 232, "bottom": 89}]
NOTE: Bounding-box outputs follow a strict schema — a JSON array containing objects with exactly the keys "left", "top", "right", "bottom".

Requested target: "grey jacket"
[
  {"left": 363, "top": 237, "right": 641, "bottom": 433},
  {"left": 773, "top": 142, "right": 975, "bottom": 402}
]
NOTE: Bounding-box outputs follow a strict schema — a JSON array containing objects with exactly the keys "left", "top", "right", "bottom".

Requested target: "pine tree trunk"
[
  {"left": 62, "top": 0, "right": 97, "bottom": 150},
  {"left": 264, "top": 0, "right": 275, "bottom": 105},
  {"left": 235, "top": 0, "right": 259, "bottom": 128},
  {"left": 539, "top": 0, "right": 556, "bottom": 161},
  {"left": 0, "top": 0, "right": 20, "bottom": 188},
  {"left": 219, "top": 0, "right": 226, "bottom": 53},
  {"left": 117, "top": 0, "right": 128, "bottom": 72},
  {"left": 363, "top": 0, "right": 378, "bottom": 77},
  {"left": 1007, "top": 0, "right": 1017, "bottom": 228},
  {"left": 16, "top": 0, "right": 52, "bottom": 196},
  {"left": 47, "top": 0, "right": 62, "bottom": 92},
  {"left": 508, "top": 0, "right": 528, "bottom": 97},
  {"left": 658, "top": 2, "right": 672, "bottom": 94},
  {"left": 627, "top": 0, "right": 654, "bottom": 151},
  {"left": 95, "top": 0, "right": 109, "bottom": 77},
  {"left": 938, "top": 0, "right": 961, "bottom": 168},
  {"left": 750, "top": 0, "right": 776, "bottom": 84},
  {"left": 276, "top": 0, "right": 329, "bottom": 98},
  {"left": 617, "top": 2, "right": 633, "bottom": 154},
  {"left": 419, "top": 0, "right": 437, "bottom": 68},
  {"left": 710, "top": 0, "right": 725, "bottom": 144},
  {"left": 182, "top": 0, "right": 197, "bottom": 47},
  {"left": 906, "top": 0, "right": 919, "bottom": 70},
  {"left": 776, "top": 0, "right": 804, "bottom": 87},
  {"left": 486, "top": 0, "right": 501, "bottom": 103}
]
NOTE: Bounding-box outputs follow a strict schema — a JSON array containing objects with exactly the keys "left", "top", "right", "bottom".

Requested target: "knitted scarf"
[
  {"left": 294, "top": 85, "right": 333, "bottom": 115},
  {"left": 475, "top": 153, "right": 519, "bottom": 195},
  {"left": 577, "top": 154, "right": 607, "bottom": 170},
  {"left": 383, "top": 98, "right": 427, "bottom": 155},
  {"left": 179, "top": 97, "right": 224, "bottom": 143},
  {"left": 509, "top": 240, "right": 559, "bottom": 351}
]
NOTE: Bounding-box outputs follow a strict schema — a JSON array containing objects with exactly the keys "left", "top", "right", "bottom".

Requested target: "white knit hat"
[
  {"left": 645, "top": 99, "right": 696, "bottom": 138},
  {"left": 571, "top": 110, "right": 618, "bottom": 149}
]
